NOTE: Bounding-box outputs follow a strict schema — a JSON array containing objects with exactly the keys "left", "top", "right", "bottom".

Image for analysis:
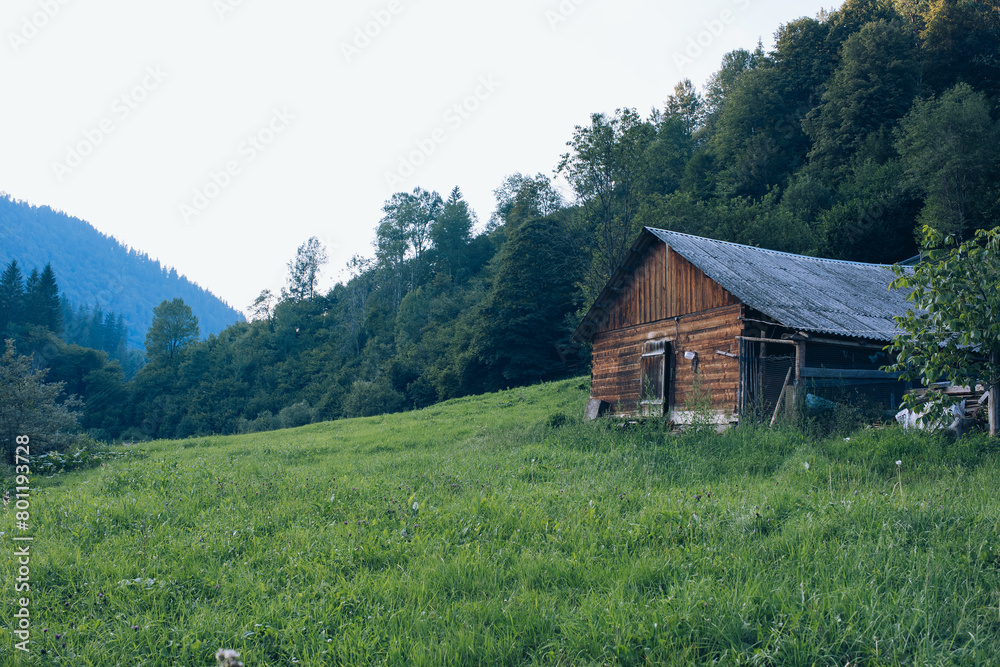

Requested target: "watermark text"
[
  {"left": 385, "top": 76, "right": 500, "bottom": 187},
  {"left": 673, "top": 0, "right": 752, "bottom": 72},
  {"left": 51, "top": 65, "right": 169, "bottom": 182},
  {"left": 8, "top": 0, "right": 72, "bottom": 53},
  {"left": 179, "top": 107, "right": 295, "bottom": 223},
  {"left": 12, "top": 435, "right": 33, "bottom": 653},
  {"left": 341, "top": 0, "right": 404, "bottom": 63}
]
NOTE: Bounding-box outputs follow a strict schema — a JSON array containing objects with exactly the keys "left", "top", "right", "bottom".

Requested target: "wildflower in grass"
[
  {"left": 216, "top": 649, "right": 244, "bottom": 667},
  {"left": 803, "top": 462, "right": 810, "bottom": 470}
]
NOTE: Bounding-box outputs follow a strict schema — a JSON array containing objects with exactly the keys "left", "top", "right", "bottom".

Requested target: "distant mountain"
[{"left": 0, "top": 194, "right": 243, "bottom": 347}]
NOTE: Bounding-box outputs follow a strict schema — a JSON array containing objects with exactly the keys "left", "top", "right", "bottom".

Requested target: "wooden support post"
[
  {"left": 793, "top": 340, "right": 805, "bottom": 416},
  {"left": 795, "top": 341, "right": 805, "bottom": 386},
  {"left": 770, "top": 366, "right": 793, "bottom": 427}
]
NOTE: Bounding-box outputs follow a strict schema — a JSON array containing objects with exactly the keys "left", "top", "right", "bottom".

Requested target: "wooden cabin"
[{"left": 573, "top": 228, "right": 914, "bottom": 424}]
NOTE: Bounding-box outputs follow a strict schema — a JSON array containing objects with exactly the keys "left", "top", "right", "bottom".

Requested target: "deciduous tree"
[
  {"left": 285, "top": 237, "right": 329, "bottom": 302},
  {"left": 145, "top": 298, "right": 200, "bottom": 364},
  {"left": 375, "top": 188, "right": 444, "bottom": 309},
  {"left": 887, "top": 225, "right": 1000, "bottom": 436},
  {"left": 489, "top": 173, "right": 564, "bottom": 231},
  {"left": 804, "top": 19, "right": 920, "bottom": 172},
  {"left": 250, "top": 289, "right": 276, "bottom": 322},
  {"left": 895, "top": 82, "right": 1000, "bottom": 241},
  {"left": 0, "top": 339, "right": 80, "bottom": 463},
  {"left": 559, "top": 108, "right": 654, "bottom": 282}
]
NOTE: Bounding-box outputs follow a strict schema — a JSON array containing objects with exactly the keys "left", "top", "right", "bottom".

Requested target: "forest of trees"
[
  {"left": 3, "top": 0, "right": 999, "bottom": 443},
  {"left": 0, "top": 195, "right": 243, "bottom": 347},
  {"left": 0, "top": 258, "right": 140, "bottom": 442}
]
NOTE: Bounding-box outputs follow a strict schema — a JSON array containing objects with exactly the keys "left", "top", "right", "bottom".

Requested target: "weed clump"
[{"left": 546, "top": 412, "right": 570, "bottom": 428}]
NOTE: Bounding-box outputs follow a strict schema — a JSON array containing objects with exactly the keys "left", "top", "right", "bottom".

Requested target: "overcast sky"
[{"left": 2, "top": 0, "right": 841, "bottom": 314}]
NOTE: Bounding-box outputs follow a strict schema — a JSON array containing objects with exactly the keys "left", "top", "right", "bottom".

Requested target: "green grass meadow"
[{"left": 3, "top": 377, "right": 1000, "bottom": 665}]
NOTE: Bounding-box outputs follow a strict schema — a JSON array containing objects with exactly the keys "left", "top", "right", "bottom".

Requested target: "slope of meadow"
[{"left": 3, "top": 378, "right": 1000, "bottom": 666}]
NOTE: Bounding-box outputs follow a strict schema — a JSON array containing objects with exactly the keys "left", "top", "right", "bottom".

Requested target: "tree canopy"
[
  {"left": 887, "top": 226, "right": 1000, "bottom": 436},
  {"left": 145, "top": 298, "right": 200, "bottom": 364},
  {"left": 0, "top": 339, "right": 81, "bottom": 463}
]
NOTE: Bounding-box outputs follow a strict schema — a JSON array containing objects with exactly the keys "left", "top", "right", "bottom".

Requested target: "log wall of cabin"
[
  {"left": 590, "top": 242, "right": 744, "bottom": 417},
  {"left": 591, "top": 304, "right": 743, "bottom": 416}
]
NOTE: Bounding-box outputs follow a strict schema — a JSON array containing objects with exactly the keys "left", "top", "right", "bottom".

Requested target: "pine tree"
[
  {"left": 37, "top": 264, "right": 63, "bottom": 334},
  {"left": 471, "top": 215, "right": 585, "bottom": 387},
  {"left": 430, "top": 187, "right": 475, "bottom": 280},
  {"left": 87, "top": 305, "right": 105, "bottom": 351},
  {"left": 0, "top": 260, "right": 25, "bottom": 336},
  {"left": 22, "top": 268, "right": 41, "bottom": 328},
  {"left": 102, "top": 311, "right": 118, "bottom": 355}
]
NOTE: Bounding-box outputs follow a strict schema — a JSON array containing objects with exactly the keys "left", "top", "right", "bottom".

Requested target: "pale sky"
[{"left": 2, "top": 0, "right": 840, "bottom": 314}]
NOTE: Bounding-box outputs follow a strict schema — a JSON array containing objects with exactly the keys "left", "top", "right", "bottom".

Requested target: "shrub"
[
  {"left": 343, "top": 379, "right": 405, "bottom": 418},
  {"left": 30, "top": 435, "right": 127, "bottom": 475},
  {"left": 278, "top": 401, "right": 315, "bottom": 429}
]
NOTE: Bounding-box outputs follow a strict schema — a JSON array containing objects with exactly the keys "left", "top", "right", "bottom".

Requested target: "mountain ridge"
[{"left": 0, "top": 193, "right": 244, "bottom": 347}]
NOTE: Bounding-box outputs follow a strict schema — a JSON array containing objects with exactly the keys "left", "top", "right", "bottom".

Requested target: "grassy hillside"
[{"left": 3, "top": 378, "right": 1000, "bottom": 665}]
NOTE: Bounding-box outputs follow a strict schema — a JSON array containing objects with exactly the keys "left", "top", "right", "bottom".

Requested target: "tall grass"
[{"left": 3, "top": 378, "right": 999, "bottom": 665}]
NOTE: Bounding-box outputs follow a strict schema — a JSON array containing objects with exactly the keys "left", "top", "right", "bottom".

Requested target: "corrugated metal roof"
[{"left": 647, "top": 228, "right": 912, "bottom": 341}]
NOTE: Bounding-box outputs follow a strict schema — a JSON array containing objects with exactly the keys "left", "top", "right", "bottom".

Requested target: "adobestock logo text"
[
  {"left": 179, "top": 107, "right": 295, "bottom": 224},
  {"left": 8, "top": 0, "right": 72, "bottom": 53},
  {"left": 51, "top": 65, "right": 168, "bottom": 183}
]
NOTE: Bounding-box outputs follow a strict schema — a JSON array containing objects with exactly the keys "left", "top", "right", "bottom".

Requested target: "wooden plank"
[
  {"left": 800, "top": 367, "right": 899, "bottom": 380},
  {"left": 736, "top": 336, "right": 798, "bottom": 346},
  {"left": 798, "top": 335, "right": 888, "bottom": 350},
  {"left": 770, "top": 367, "right": 794, "bottom": 426}
]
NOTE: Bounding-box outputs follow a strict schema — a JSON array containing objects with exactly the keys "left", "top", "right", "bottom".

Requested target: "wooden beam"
[
  {"left": 795, "top": 333, "right": 888, "bottom": 350},
  {"left": 736, "top": 336, "right": 797, "bottom": 346},
  {"left": 800, "top": 367, "right": 899, "bottom": 380}
]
